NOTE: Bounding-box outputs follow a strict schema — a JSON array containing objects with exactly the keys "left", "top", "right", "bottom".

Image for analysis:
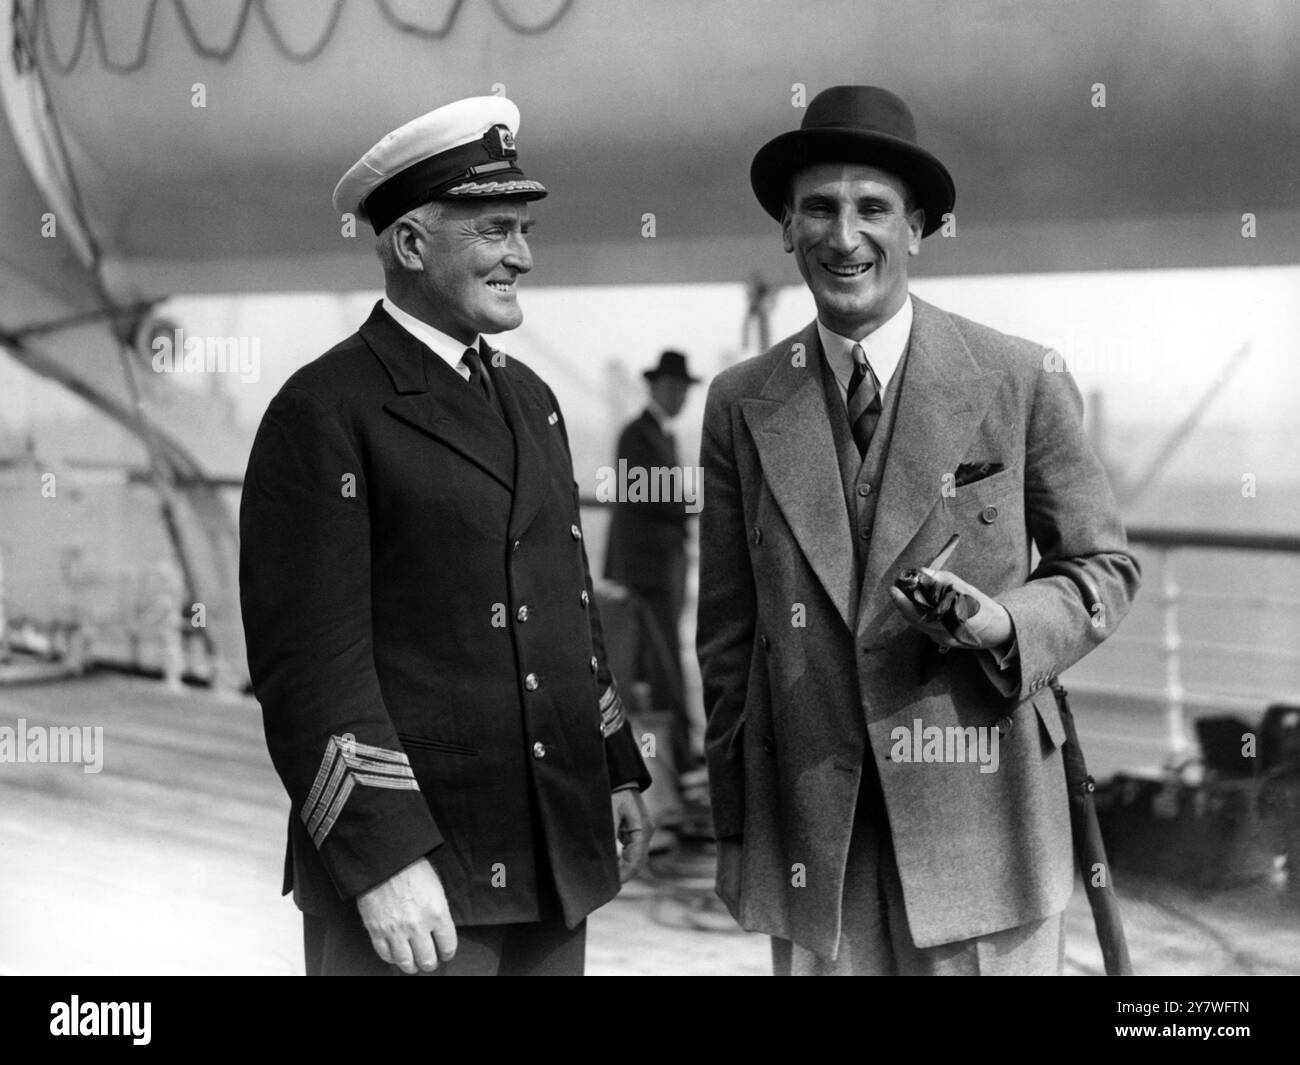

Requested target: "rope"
[
  {"left": 374, "top": 0, "right": 467, "bottom": 39},
  {"left": 13, "top": 0, "right": 574, "bottom": 74},
  {"left": 487, "top": 0, "right": 573, "bottom": 35}
]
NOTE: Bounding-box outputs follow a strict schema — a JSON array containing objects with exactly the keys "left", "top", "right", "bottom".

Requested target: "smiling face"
[
  {"left": 781, "top": 163, "right": 924, "bottom": 339},
  {"left": 390, "top": 197, "right": 534, "bottom": 344}
]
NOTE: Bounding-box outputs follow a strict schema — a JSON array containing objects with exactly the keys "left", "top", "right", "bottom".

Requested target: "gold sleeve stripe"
[
  {"left": 598, "top": 684, "right": 628, "bottom": 739},
  {"left": 301, "top": 733, "right": 419, "bottom": 848}
]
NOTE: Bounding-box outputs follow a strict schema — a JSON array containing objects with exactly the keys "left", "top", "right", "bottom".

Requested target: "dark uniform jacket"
[
  {"left": 240, "top": 302, "right": 650, "bottom": 930},
  {"left": 604, "top": 410, "right": 689, "bottom": 591}
]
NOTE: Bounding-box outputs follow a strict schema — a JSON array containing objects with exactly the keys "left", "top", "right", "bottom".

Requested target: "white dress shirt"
[
  {"left": 382, "top": 296, "right": 479, "bottom": 381},
  {"left": 816, "top": 296, "right": 913, "bottom": 406},
  {"left": 644, "top": 397, "right": 674, "bottom": 433}
]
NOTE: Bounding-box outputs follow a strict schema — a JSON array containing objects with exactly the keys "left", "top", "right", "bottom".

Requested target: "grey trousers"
[{"left": 773, "top": 769, "right": 1065, "bottom": 976}]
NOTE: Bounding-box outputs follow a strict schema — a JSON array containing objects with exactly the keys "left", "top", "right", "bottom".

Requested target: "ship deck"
[{"left": 1, "top": 673, "right": 1297, "bottom": 976}]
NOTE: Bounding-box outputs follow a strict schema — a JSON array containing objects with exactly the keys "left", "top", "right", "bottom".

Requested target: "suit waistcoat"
[{"left": 817, "top": 340, "right": 911, "bottom": 592}]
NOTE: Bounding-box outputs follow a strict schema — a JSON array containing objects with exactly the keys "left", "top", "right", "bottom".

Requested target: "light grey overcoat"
[{"left": 697, "top": 296, "right": 1141, "bottom": 956}]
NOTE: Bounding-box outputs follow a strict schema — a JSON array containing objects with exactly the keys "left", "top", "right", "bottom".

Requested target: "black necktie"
[
  {"left": 462, "top": 346, "right": 490, "bottom": 400},
  {"left": 461, "top": 346, "right": 504, "bottom": 420},
  {"left": 846, "top": 342, "right": 882, "bottom": 457},
  {"left": 663, "top": 426, "right": 679, "bottom": 466}
]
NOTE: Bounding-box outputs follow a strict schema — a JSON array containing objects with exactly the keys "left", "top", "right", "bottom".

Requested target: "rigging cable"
[{"left": 16, "top": 0, "right": 573, "bottom": 74}]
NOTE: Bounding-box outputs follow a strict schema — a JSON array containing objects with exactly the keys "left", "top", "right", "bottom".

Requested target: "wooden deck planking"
[{"left": 2, "top": 673, "right": 1298, "bottom": 975}]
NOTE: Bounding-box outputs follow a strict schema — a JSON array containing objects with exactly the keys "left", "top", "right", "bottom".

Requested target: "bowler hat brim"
[
  {"left": 644, "top": 368, "right": 701, "bottom": 384},
  {"left": 751, "top": 126, "right": 955, "bottom": 237}
]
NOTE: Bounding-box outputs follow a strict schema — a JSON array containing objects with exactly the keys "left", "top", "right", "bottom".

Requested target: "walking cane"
[
  {"left": 1035, "top": 559, "right": 1133, "bottom": 976},
  {"left": 897, "top": 547, "right": 1134, "bottom": 975}
]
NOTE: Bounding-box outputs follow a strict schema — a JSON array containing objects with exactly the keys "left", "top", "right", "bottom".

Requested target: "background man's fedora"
[
  {"left": 750, "top": 85, "right": 955, "bottom": 237},
  {"left": 643, "top": 350, "right": 700, "bottom": 383}
]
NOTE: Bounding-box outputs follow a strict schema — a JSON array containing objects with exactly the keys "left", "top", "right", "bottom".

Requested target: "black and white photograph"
[{"left": 0, "top": 0, "right": 1296, "bottom": 1032}]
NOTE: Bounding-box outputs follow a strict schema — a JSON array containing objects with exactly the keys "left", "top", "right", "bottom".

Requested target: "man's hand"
[
  {"left": 612, "top": 789, "right": 652, "bottom": 882},
  {"left": 889, "top": 568, "right": 1013, "bottom": 651},
  {"left": 356, "top": 857, "right": 457, "bottom": 975},
  {"left": 715, "top": 838, "right": 743, "bottom": 922}
]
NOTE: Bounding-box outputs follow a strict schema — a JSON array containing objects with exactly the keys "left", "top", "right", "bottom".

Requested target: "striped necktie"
[{"left": 846, "top": 342, "right": 882, "bottom": 457}]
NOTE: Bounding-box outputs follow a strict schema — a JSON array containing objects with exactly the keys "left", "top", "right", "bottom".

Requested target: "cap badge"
[{"left": 485, "top": 125, "right": 517, "bottom": 160}]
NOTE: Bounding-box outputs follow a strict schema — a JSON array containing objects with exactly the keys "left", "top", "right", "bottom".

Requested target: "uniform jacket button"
[
  {"left": 752, "top": 526, "right": 762, "bottom": 545},
  {"left": 532, "top": 741, "right": 547, "bottom": 759},
  {"left": 857, "top": 483, "right": 872, "bottom": 496},
  {"left": 980, "top": 504, "right": 999, "bottom": 524},
  {"left": 570, "top": 524, "right": 582, "bottom": 540},
  {"left": 580, "top": 589, "right": 590, "bottom": 607},
  {"left": 513, "top": 539, "right": 522, "bottom": 552},
  {"left": 589, "top": 655, "right": 599, "bottom": 673},
  {"left": 997, "top": 715, "right": 1014, "bottom": 735},
  {"left": 516, "top": 605, "right": 529, "bottom": 622},
  {"left": 524, "top": 673, "right": 539, "bottom": 691},
  {"left": 759, "top": 633, "right": 769, "bottom": 650}
]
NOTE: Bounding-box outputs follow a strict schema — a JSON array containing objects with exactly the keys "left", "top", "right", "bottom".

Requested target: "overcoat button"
[
  {"left": 524, "top": 673, "right": 539, "bottom": 691},
  {"left": 532, "top": 742, "right": 546, "bottom": 759},
  {"left": 997, "top": 715, "right": 1014, "bottom": 735},
  {"left": 516, "top": 605, "right": 529, "bottom": 622},
  {"left": 570, "top": 524, "right": 582, "bottom": 540},
  {"left": 980, "top": 505, "right": 999, "bottom": 524},
  {"left": 857, "top": 484, "right": 872, "bottom": 496},
  {"left": 590, "top": 655, "right": 599, "bottom": 673},
  {"left": 859, "top": 528, "right": 871, "bottom": 540},
  {"left": 513, "top": 540, "right": 521, "bottom": 552},
  {"left": 580, "top": 590, "right": 589, "bottom": 607}
]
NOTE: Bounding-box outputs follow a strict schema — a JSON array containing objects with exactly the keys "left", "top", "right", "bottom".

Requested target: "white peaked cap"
[{"left": 333, "top": 96, "right": 546, "bottom": 232}]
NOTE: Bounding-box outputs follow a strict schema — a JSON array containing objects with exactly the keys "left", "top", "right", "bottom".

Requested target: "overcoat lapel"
[
  {"left": 859, "top": 298, "right": 1003, "bottom": 615},
  {"left": 489, "top": 348, "right": 552, "bottom": 542},
  {"left": 740, "top": 323, "right": 855, "bottom": 631},
  {"left": 360, "top": 304, "right": 516, "bottom": 491}
]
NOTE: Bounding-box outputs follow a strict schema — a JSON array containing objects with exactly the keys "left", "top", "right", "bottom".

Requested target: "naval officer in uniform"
[{"left": 240, "top": 96, "right": 652, "bottom": 976}]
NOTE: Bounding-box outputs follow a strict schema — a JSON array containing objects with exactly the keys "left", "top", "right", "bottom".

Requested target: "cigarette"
[{"left": 923, "top": 533, "right": 961, "bottom": 573}]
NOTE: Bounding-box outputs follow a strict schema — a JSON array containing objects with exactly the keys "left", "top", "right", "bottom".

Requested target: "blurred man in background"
[{"left": 605, "top": 350, "right": 701, "bottom": 777}]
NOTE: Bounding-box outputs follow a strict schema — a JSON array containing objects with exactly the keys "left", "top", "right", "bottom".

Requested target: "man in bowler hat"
[
  {"left": 605, "top": 350, "right": 701, "bottom": 774},
  {"left": 241, "top": 96, "right": 651, "bottom": 976},
  {"left": 696, "top": 86, "right": 1140, "bottom": 973}
]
